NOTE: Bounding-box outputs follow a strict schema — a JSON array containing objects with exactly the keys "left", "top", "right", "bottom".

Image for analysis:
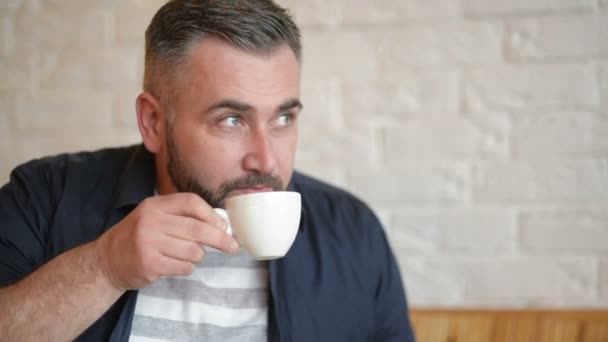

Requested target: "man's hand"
[{"left": 95, "top": 193, "right": 239, "bottom": 291}]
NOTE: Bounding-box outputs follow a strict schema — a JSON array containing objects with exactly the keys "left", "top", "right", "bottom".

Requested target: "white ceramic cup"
[{"left": 214, "top": 191, "right": 301, "bottom": 260}]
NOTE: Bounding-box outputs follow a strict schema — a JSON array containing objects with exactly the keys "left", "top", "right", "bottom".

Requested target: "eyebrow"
[
  {"left": 278, "top": 98, "right": 303, "bottom": 112},
  {"left": 205, "top": 98, "right": 303, "bottom": 114}
]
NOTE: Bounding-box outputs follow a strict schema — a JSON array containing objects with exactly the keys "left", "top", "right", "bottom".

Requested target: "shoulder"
[
  {"left": 5, "top": 145, "right": 140, "bottom": 208},
  {"left": 10, "top": 145, "right": 138, "bottom": 184}
]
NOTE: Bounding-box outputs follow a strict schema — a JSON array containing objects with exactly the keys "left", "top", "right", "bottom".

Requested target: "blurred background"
[{"left": 1, "top": 0, "right": 607, "bottom": 314}]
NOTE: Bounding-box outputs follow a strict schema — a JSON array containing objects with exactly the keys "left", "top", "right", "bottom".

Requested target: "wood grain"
[{"left": 410, "top": 310, "right": 608, "bottom": 342}]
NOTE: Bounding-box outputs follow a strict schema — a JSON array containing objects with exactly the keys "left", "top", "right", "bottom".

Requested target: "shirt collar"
[{"left": 113, "top": 144, "right": 156, "bottom": 209}]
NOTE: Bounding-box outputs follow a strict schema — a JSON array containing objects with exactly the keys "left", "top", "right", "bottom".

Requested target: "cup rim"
[{"left": 224, "top": 190, "right": 300, "bottom": 203}]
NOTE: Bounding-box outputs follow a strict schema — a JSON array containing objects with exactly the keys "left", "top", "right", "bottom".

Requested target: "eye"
[
  {"left": 276, "top": 113, "right": 295, "bottom": 127},
  {"left": 220, "top": 115, "right": 242, "bottom": 128}
]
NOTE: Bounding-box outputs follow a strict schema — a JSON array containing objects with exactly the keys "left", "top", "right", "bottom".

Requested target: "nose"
[{"left": 242, "top": 128, "right": 277, "bottom": 175}]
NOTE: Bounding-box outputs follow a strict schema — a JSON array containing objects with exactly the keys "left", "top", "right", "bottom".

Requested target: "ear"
[{"left": 136, "top": 92, "right": 165, "bottom": 153}]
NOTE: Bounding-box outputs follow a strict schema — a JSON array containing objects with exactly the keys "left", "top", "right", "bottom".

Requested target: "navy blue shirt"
[{"left": 0, "top": 144, "right": 415, "bottom": 341}]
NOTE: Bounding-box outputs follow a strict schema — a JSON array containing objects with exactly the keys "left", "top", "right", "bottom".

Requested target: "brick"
[
  {"left": 14, "top": 91, "right": 113, "bottom": 131},
  {"left": 397, "top": 258, "right": 465, "bottom": 306},
  {"left": 602, "top": 63, "right": 608, "bottom": 112},
  {"left": 596, "top": 116, "right": 608, "bottom": 152},
  {"left": 370, "top": 206, "right": 394, "bottom": 237},
  {"left": 464, "top": 64, "right": 598, "bottom": 111},
  {"left": 114, "top": 0, "right": 167, "bottom": 43},
  {"left": 40, "top": 0, "right": 120, "bottom": 10},
  {"left": 0, "top": 142, "right": 13, "bottom": 185},
  {"left": 39, "top": 47, "right": 140, "bottom": 90},
  {"left": 15, "top": 9, "right": 106, "bottom": 48},
  {"left": 457, "top": 298, "right": 531, "bottom": 308},
  {"left": 303, "top": 31, "right": 379, "bottom": 77},
  {"left": 512, "top": 111, "right": 601, "bottom": 158},
  {"left": 294, "top": 0, "right": 460, "bottom": 28},
  {"left": 0, "top": 53, "right": 32, "bottom": 90},
  {"left": 376, "top": 21, "right": 504, "bottom": 68},
  {"left": 402, "top": 255, "right": 600, "bottom": 306},
  {"left": 0, "top": 0, "right": 22, "bottom": 10},
  {"left": 298, "top": 119, "right": 381, "bottom": 164},
  {"left": 473, "top": 161, "right": 608, "bottom": 202},
  {"left": 113, "top": 90, "right": 141, "bottom": 129},
  {"left": 300, "top": 77, "right": 342, "bottom": 130},
  {"left": 602, "top": 9, "right": 608, "bottom": 54},
  {"left": 341, "top": 69, "right": 460, "bottom": 121},
  {"left": 601, "top": 260, "right": 608, "bottom": 300},
  {"left": 292, "top": 0, "right": 342, "bottom": 28},
  {"left": 508, "top": 14, "right": 603, "bottom": 60},
  {"left": 520, "top": 210, "right": 608, "bottom": 252},
  {"left": 0, "top": 91, "right": 15, "bottom": 131},
  {"left": 391, "top": 209, "right": 515, "bottom": 254},
  {"left": 463, "top": 0, "right": 595, "bottom": 15},
  {"left": 0, "top": 16, "right": 13, "bottom": 56},
  {"left": 0, "top": 100, "right": 10, "bottom": 172},
  {"left": 454, "top": 258, "right": 596, "bottom": 300},
  {"left": 348, "top": 163, "right": 469, "bottom": 203},
  {"left": 297, "top": 79, "right": 376, "bottom": 167},
  {"left": 293, "top": 159, "right": 348, "bottom": 190},
  {"left": 274, "top": 0, "right": 294, "bottom": 8},
  {"left": 385, "top": 116, "right": 508, "bottom": 161}
]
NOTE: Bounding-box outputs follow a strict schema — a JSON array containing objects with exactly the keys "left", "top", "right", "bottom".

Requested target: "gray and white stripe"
[{"left": 129, "top": 249, "right": 268, "bottom": 342}]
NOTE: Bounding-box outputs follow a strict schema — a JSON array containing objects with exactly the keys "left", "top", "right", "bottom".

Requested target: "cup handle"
[{"left": 213, "top": 208, "right": 234, "bottom": 236}]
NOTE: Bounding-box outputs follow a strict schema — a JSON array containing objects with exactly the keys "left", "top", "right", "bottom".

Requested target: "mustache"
[{"left": 218, "top": 173, "right": 284, "bottom": 198}]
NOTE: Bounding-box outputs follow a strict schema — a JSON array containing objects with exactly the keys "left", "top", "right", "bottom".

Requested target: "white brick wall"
[
  {"left": 392, "top": 209, "right": 516, "bottom": 255},
  {"left": 520, "top": 210, "right": 608, "bottom": 251},
  {"left": 39, "top": 47, "right": 140, "bottom": 90},
  {"left": 508, "top": 13, "right": 604, "bottom": 59},
  {"left": 473, "top": 161, "right": 608, "bottom": 202},
  {"left": 291, "top": 0, "right": 461, "bottom": 28},
  {"left": 602, "top": 260, "right": 608, "bottom": 300},
  {"left": 602, "top": 62, "right": 608, "bottom": 111},
  {"left": 511, "top": 111, "right": 600, "bottom": 158},
  {"left": 462, "top": 0, "right": 595, "bottom": 15},
  {"left": 1, "top": 0, "right": 607, "bottom": 308},
  {"left": 464, "top": 63, "right": 598, "bottom": 111}
]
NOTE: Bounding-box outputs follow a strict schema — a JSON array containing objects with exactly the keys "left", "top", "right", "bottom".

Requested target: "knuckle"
[
  {"left": 188, "top": 243, "right": 204, "bottom": 262},
  {"left": 185, "top": 193, "right": 200, "bottom": 207},
  {"left": 142, "top": 271, "right": 157, "bottom": 284},
  {"left": 185, "top": 243, "right": 201, "bottom": 261},
  {"left": 132, "top": 221, "right": 149, "bottom": 243}
]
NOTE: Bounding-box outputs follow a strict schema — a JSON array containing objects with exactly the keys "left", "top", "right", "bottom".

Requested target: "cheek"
[
  {"left": 276, "top": 134, "right": 298, "bottom": 168},
  {"left": 192, "top": 136, "right": 248, "bottom": 178}
]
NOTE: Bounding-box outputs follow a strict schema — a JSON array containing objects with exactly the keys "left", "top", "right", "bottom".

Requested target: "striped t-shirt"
[{"left": 129, "top": 248, "right": 269, "bottom": 342}]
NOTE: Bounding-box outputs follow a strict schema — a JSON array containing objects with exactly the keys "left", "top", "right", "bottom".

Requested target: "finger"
[
  {"left": 157, "top": 236, "right": 206, "bottom": 264},
  {"left": 155, "top": 193, "right": 227, "bottom": 230},
  {"left": 165, "top": 215, "right": 239, "bottom": 254},
  {"left": 158, "top": 254, "right": 196, "bottom": 277}
]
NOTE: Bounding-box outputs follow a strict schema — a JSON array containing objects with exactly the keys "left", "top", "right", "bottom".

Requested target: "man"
[{"left": 0, "top": 0, "right": 415, "bottom": 341}]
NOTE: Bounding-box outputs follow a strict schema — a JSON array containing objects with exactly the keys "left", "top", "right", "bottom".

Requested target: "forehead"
[{"left": 174, "top": 37, "right": 300, "bottom": 108}]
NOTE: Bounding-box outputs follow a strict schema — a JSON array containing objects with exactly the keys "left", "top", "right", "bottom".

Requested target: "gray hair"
[{"left": 143, "top": 0, "right": 302, "bottom": 114}]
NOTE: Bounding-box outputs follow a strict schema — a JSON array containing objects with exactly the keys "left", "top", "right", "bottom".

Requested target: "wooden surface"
[{"left": 410, "top": 309, "right": 608, "bottom": 342}]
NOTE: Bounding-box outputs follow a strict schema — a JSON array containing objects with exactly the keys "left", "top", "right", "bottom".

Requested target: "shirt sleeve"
[
  {"left": 0, "top": 162, "right": 54, "bottom": 287},
  {"left": 364, "top": 209, "right": 417, "bottom": 342}
]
